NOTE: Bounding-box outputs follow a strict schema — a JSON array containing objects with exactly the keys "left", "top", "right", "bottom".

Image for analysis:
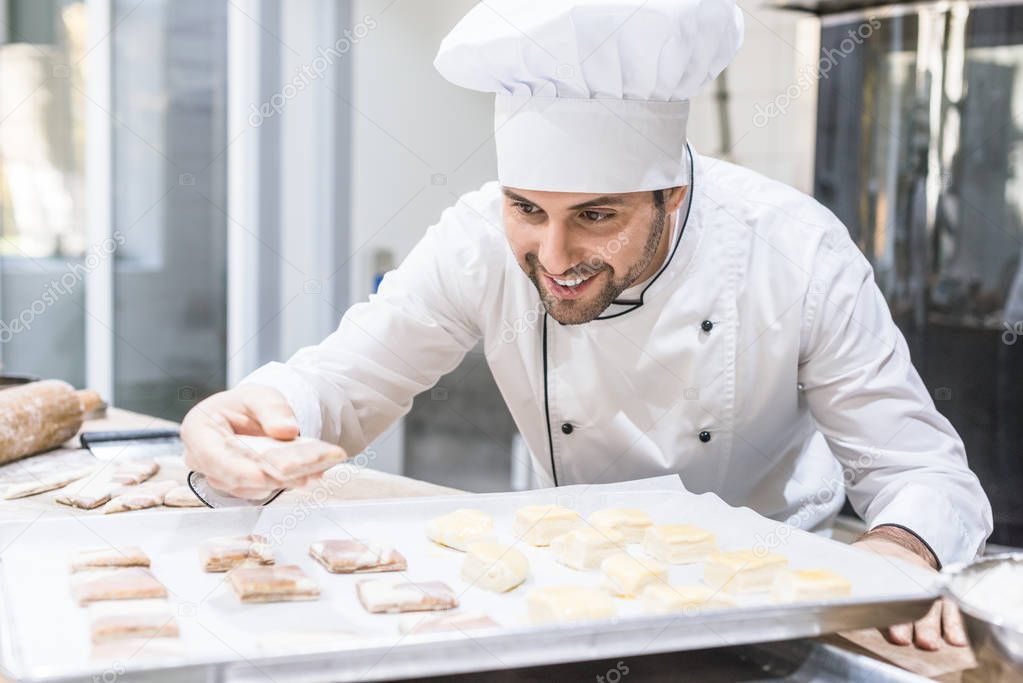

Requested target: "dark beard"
[{"left": 525, "top": 205, "right": 668, "bottom": 325}]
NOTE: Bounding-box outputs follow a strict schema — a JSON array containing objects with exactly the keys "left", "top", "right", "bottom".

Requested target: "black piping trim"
[
  {"left": 596, "top": 142, "right": 697, "bottom": 321},
  {"left": 187, "top": 470, "right": 285, "bottom": 509},
  {"left": 541, "top": 313, "right": 559, "bottom": 487},
  {"left": 871, "top": 523, "right": 942, "bottom": 570}
]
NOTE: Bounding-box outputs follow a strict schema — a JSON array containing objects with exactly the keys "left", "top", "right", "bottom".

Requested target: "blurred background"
[{"left": 0, "top": 0, "right": 1020, "bottom": 545}]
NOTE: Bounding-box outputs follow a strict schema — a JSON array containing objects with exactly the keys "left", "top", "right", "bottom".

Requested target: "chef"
[{"left": 182, "top": 0, "right": 991, "bottom": 650}]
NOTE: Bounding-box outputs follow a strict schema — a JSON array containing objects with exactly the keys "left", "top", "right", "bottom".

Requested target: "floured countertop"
[{"left": 0, "top": 408, "right": 462, "bottom": 522}]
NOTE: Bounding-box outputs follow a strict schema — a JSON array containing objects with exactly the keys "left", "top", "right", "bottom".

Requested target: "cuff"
[
  {"left": 238, "top": 361, "right": 324, "bottom": 440},
  {"left": 868, "top": 483, "right": 970, "bottom": 568}
]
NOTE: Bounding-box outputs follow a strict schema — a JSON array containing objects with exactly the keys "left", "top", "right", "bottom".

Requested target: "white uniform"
[{"left": 244, "top": 147, "right": 992, "bottom": 567}]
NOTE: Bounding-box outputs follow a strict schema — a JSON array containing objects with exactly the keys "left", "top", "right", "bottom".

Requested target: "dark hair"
[{"left": 652, "top": 189, "right": 665, "bottom": 210}]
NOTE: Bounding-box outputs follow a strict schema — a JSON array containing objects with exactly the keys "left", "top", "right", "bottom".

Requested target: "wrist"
[{"left": 859, "top": 524, "right": 939, "bottom": 570}]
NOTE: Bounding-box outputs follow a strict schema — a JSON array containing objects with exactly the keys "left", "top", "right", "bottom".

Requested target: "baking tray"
[{"left": 0, "top": 475, "right": 938, "bottom": 682}]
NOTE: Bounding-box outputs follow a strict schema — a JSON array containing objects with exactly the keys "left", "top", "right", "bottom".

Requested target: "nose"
[{"left": 536, "top": 218, "right": 576, "bottom": 276}]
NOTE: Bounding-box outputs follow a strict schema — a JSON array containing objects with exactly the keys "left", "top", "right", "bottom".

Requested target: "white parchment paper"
[{"left": 0, "top": 475, "right": 937, "bottom": 681}]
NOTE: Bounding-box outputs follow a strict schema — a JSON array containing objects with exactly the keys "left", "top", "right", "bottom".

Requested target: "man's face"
[{"left": 503, "top": 186, "right": 686, "bottom": 325}]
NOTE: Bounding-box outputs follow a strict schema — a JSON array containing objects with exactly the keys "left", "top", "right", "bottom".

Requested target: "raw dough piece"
[
  {"left": 772, "top": 569, "right": 852, "bottom": 602},
  {"left": 55, "top": 477, "right": 117, "bottom": 509},
  {"left": 527, "top": 586, "right": 615, "bottom": 624},
  {"left": 601, "top": 553, "right": 667, "bottom": 597},
  {"left": 2, "top": 466, "right": 95, "bottom": 500},
  {"left": 550, "top": 526, "right": 626, "bottom": 570},
  {"left": 71, "top": 546, "right": 150, "bottom": 572},
  {"left": 102, "top": 480, "right": 177, "bottom": 514},
  {"left": 640, "top": 584, "right": 737, "bottom": 614},
  {"left": 89, "top": 601, "right": 179, "bottom": 643},
  {"left": 642, "top": 524, "right": 717, "bottom": 564},
  {"left": 512, "top": 504, "right": 580, "bottom": 546},
  {"left": 228, "top": 565, "right": 320, "bottom": 603},
  {"left": 91, "top": 636, "right": 182, "bottom": 661},
  {"left": 426, "top": 508, "right": 494, "bottom": 551},
  {"left": 163, "top": 485, "right": 204, "bottom": 507},
  {"left": 231, "top": 435, "right": 346, "bottom": 480},
  {"left": 356, "top": 579, "right": 458, "bottom": 614},
  {"left": 199, "top": 534, "right": 274, "bottom": 572},
  {"left": 703, "top": 550, "right": 788, "bottom": 594},
  {"left": 110, "top": 459, "right": 159, "bottom": 485},
  {"left": 309, "top": 539, "right": 407, "bottom": 573},
  {"left": 588, "top": 508, "right": 653, "bottom": 543},
  {"left": 460, "top": 541, "right": 528, "bottom": 592},
  {"left": 71, "top": 568, "right": 168, "bottom": 605},
  {"left": 399, "top": 611, "right": 499, "bottom": 635}
]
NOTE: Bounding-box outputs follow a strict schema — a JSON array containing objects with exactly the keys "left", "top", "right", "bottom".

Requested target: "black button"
[
  {"left": 701, "top": 320, "right": 714, "bottom": 332},
  {"left": 698, "top": 430, "right": 712, "bottom": 443},
  {"left": 561, "top": 423, "right": 574, "bottom": 435}
]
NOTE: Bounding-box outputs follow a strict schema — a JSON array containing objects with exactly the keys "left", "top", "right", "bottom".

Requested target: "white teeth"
[{"left": 552, "top": 273, "right": 592, "bottom": 287}]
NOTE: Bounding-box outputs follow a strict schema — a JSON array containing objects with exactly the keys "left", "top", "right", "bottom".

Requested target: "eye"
[
  {"left": 581, "top": 210, "right": 613, "bottom": 222},
  {"left": 514, "top": 201, "right": 542, "bottom": 216}
]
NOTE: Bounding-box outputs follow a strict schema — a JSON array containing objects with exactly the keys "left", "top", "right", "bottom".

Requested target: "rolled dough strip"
[{"left": 2, "top": 465, "right": 96, "bottom": 499}]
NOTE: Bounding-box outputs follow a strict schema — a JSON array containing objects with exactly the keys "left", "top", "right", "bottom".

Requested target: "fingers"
[
  {"left": 182, "top": 395, "right": 287, "bottom": 494},
  {"left": 883, "top": 622, "right": 913, "bottom": 646},
  {"left": 243, "top": 387, "right": 300, "bottom": 440},
  {"left": 942, "top": 599, "right": 969, "bottom": 647},
  {"left": 912, "top": 599, "right": 944, "bottom": 651}
]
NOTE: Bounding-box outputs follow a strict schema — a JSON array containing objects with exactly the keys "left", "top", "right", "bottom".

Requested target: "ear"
[{"left": 664, "top": 186, "right": 688, "bottom": 212}]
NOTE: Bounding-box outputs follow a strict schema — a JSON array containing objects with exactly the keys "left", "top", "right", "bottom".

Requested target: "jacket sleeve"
[
  {"left": 798, "top": 225, "right": 993, "bottom": 567},
  {"left": 240, "top": 195, "right": 494, "bottom": 458}
]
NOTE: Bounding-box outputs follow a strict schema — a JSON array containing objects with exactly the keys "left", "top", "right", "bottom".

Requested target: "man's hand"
[
  {"left": 853, "top": 526, "right": 967, "bottom": 651},
  {"left": 181, "top": 385, "right": 314, "bottom": 499}
]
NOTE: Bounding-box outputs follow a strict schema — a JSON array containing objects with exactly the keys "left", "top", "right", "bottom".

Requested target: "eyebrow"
[{"left": 502, "top": 188, "right": 626, "bottom": 211}]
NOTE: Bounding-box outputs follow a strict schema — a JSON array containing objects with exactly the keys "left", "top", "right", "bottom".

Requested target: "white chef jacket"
[{"left": 244, "top": 147, "right": 992, "bottom": 567}]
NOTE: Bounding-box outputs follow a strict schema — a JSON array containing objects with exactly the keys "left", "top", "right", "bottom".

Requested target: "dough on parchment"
[
  {"left": 512, "top": 504, "right": 580, "bottom": 547},
  {"left": 199, "top": 534, "right": 274, "bottom": 572},
  {"left": 426, "top": 508, "right": 494, "bottom": 551},
  {"left": 309, "top": 539, "right": 407, "bottom": 574}
]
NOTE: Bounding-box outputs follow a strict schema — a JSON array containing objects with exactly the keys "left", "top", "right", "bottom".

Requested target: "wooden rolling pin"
[{"left": 0, "top": 380, "right": 104, "bottom": 465}]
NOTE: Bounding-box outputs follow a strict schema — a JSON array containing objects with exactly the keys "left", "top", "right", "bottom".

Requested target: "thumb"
[{"left": 245, "top": 387, "right": 300, "bottom": 440}]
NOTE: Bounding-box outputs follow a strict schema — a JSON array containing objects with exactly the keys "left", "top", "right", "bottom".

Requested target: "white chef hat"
[{"left": 434, "top": 0, "right": 743, "bottom": 193}]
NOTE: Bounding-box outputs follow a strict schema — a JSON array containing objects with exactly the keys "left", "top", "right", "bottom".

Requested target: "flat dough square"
[
  {"left": 512, "top": 505, "right": 580, "bottom": 546},
  {"left": 550, "top": 526, "right": 626, "bottom": 570},
  {"left": 641, "top": 584, "right": 737, "bottom": 614},
  {"left": 772, "top": 569, "right": 852, "bottom": 602},
  {"left": 200, "top": 534, "right": 275, "bottom": 572},
  {"left": 399, "top": 611, "right": 499, "bottom": 635},
  {"left": 71, "top": 568, "right": 167, "bottom": 605},
  {"left": 309, "top": 539, "right": 407, "bottom": 573},
  {"left": 163, "top": 485, "right": 204, "bottom": 507},
  {"left": 460, "top": 541, "right": 528, "bottom": 592},
  {"left": 71, "top": 546, "right": 150, "bottom": 572},
  {"left": 110, "top": 460, "right": 159, "bottom": 485},
  {"left": 587, "top": 508, "right": 653, "bottom": 543},
  {"left": 426, "top": 508, "right": 494, "bottom": 551},
  {"left": 56, "top": 478, "right": 117, "bottom": 509},
  {"left": 89, "top": 601, "right": 179, "bottom": 643},
  {"left": 102, "top": 480, "right": 177, "bottom": 514},
  {"left": 601, "top": 553, "right": 667, "bottom": 597},
  {"left": 703, "top": 550, "right": 788, "bottom": 594},
  {"left": 356, "top": 579, "right": 458, "bottom": 614},
  {"left": 227, "top": 565, "right": 320, "bottom": 603},
  {"left": 231, "top": 435, "right": 346, "bottom": 480},
  {"left": 527, "top": 586, "right": 615, "bottom": 624},
  {"left": 642, "top": 524, "right": 717, "bottom": 564}
]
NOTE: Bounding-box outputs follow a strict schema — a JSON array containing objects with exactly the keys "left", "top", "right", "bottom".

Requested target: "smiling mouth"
[{"left": 543, "top": 270, "right": 601, "bottom": 300}]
